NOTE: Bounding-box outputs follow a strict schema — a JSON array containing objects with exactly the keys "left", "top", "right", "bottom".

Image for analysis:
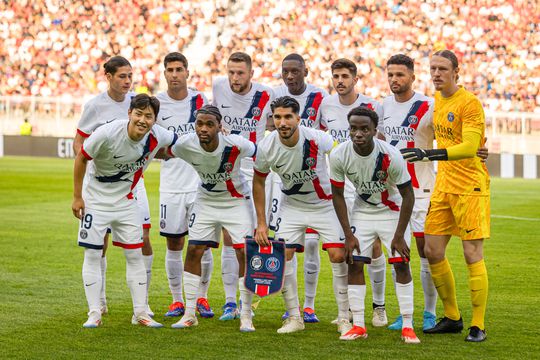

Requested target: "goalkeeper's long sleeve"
[{"left": 445, "top": 127, "right": 482, "bottom": 161}]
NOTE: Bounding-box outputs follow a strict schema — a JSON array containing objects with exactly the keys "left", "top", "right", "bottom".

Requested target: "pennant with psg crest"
[{"left": 244, "top": 237, "right": 285, "bottom": 297}]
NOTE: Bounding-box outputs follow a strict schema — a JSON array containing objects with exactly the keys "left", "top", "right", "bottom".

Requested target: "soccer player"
[
  {"left": 330, "top": 106, "right": 419, "bottom": 343},
  {"left": 401, "top": 50, "right": 490, "bottom": 342},
  {"left": 212, "top": 52, "right": 273, "bottom": 320},
  {"left": 272, "top": 53, "right": 329, "bottom": 323},
  {"left": 167, "top": 105, "right": 257, "bottom": 332},
  {"left": 72, "top": 94, "right": 176, "bottom": 328},
  {"left": 155, "top": 52, "right": 214, "bottom": 319},
  {"left": 319, "top": 58, "right": 388, "bottom": 327},
  {"left": 73, "top": 56, "right": 156, "bottom": 316},
  {"left": 381, "top": 54, "right": 438, "bottom": 331},
  {"left": 253, "top": 96, "right": 350, "bottom": 334}
]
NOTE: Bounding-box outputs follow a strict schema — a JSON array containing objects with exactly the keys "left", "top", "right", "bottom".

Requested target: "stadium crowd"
[{"left": 1, "top": 0, "right": 538, "bottom": 112}]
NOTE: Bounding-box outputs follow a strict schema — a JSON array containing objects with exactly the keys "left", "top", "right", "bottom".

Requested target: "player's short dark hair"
[
  {"left": 163, "top": 52, "right": 188, "bottom": 69},
  {"left": 387, "top": 54, "right": 414, "bottom": 72},
  {"left": 347, "top": 106, "right": 378, "bottom": 128},
  {"left": 283, "top": 53, "right": 305, "bottom": 65},
  {"left": 331, "top": 58, "right": 357, "bottom": 77},
  {"left": 129, "top": 94, "right": 160, "bottom": 119},
  {"left": 196, "top": 105, "right": 222, "bottom": 122},
  {"left": 103, "top": 56, "right": 131, "bottom": 75},
  {"left": 228, "top": 52, "right": 252, "bottom": 69},
  {"left": 271, "top": 96, "right": 300, "bottom": 115},
  {"left": 432, "top": 49, "right": 459, "bottom": 69}
]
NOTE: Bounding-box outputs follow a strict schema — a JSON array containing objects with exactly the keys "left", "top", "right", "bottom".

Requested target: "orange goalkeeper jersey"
[{"left": 433, "top": 87, "right": 490, "bottom": 195}]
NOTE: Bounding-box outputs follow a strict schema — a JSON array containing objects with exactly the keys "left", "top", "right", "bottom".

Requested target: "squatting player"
[
  {"left": 319, "top": 58, "right": 388, "bottom": 327},
  {"left": 253, "top": 96, "right": 350, "bottom": 335},
  {"left": 73, "top": 56, "right": 155, "bottom": 316},
  {"left": 155, "top": 52, "right": 214, "bottom": 319},
  {"left": 401, "top": 50, "right": 490, "bottom": 342},
  {"left": 330, "top": 106, "right": 419, "bottom": 343},
  {"left": 167, "top": 105, "right": 257, "bottom": 332},
  {"left": 272, "top": 53, "right": 329, "bottom": 323},
  {"left": 72, "top": 94, "right": 176, "bottom": 328},
  {"left": 212, "top": 52, "right": 273, "bottom": 320}
]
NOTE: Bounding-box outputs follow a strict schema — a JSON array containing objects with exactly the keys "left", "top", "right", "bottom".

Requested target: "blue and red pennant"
[{"left": 245, "top": 237, "right": 285, "bottom": 297}]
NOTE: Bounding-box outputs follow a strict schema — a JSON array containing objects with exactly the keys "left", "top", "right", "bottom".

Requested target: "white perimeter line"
[{"left": 491, "top": 215, "right": 540, "bottom": 222}]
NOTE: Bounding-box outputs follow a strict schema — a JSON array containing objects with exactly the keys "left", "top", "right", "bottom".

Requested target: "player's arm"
[
  {"left": 331, "top": 183, "right": 359, "bottom": 264},
  {"left": 391, "top": 181, "right": 414, "bottom": 261},
  {"left": 73, "top": 133, "right": 86, "bottom": 156},
  {"left": 252, "top": 171, "right": 270, "bottom": 246},
  {"left": 72, "top": 151, "right": 88, "bottom": 219}
]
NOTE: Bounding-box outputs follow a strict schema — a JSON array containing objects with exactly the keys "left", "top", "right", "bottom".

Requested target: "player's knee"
[
  {"left": 393, "top": 262, "right": 411, "bottom": 277},
  {"left": 348, "top": 262, "right": 364, "bottom": 283},
  {"left": 186, "top": 244, "right": 206, "bottom": 261},
  {"left": 423, "top": 241, "right": 444, "bottom": 262},
  {"left": 167, "top": 236, "right": 184, "bottom": 251},
  {"left": 327, "top": 248, "right": 345, "bottom": 263},
  {"left": 463, "top": 241, "right": 484, "bottom": 264}
]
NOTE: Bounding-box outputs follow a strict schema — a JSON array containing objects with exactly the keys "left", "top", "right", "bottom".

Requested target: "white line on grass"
[{"left": 491, "top": 214, "right": 540, "bottom": 221}]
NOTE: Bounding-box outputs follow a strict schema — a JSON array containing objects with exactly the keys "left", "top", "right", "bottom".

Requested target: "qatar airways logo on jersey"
[
  {"left": 384, "top": 126, "right": 415, "bottom": 142},
  {"left": 358, "top": 179, "right": 387, "bottom": 194},
  {"left": 434, "top": 124, "right": 454, "bottom": 140},
  {"left": 222, "top": 116, "right": 258, "bottom": 132},
  {"left": 167, "top": 123, "right": 195, "bottom": 135},
  {"left": 300, "top": 118, "right": 316, "bottom": 128},
  {"left": 282, "top": 169, "right": 318, "bottom": 184},
  {"left": 114, "top": 158, "right": 147, "bottom": 172},
  {"left": 329, "top": 129, "right": 350, "bottom": 143},
  {"left": 199, "top": 172, "right": 232, "bottom": 184}
]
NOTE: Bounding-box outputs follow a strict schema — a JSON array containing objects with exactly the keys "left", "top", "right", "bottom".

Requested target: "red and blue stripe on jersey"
[
  {"left": 189, "top": 94, "right": 205, "bottom": 123},
  {"left": 200, "top": 145, "right": 243, "bottom": 198},
  {"left": 230, "top": 90, "right": 270, "bottom": 144},
  {"left": 127, "top": 133, "right": 159, "bottom": 199},
  {"left": 300, "top": 92, "right": 324, "bottom": 128},
  {"left": 358, "top": 152, "right": 399, "bottom": 211}
]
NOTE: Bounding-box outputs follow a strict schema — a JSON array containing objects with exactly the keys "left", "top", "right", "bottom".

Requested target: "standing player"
[
  {"left": 272, "top": 53, "right": 329, "bottom": 322},
  {"left": 253, "top": 96, "right": 350, "bottom": 334},
  {"left": 73, "top": 56, "right": 156, "bottom": 316},
  {"left": 72, "top": 94, "right": 175, "bottom": 328},
  {"left": 212, "top": 52, "right": 273, "bottom": 320},
  {"left": 330, "top": 106, "right": 419, "bottom": 343},
  {"left": 167, "top": 105, "right": 257, "bottom": 332},
  {"left": 155, "top": 52, "right": 214, "bottom": 319},
  {"left": 319, "top": 58, "right": 388, "bottom": 327},
  {"left": 401, "top": 50, "right": 490, "bottom": 342},
  {"left": 381, "top": 54, "right": 438, "bottom": 331}
]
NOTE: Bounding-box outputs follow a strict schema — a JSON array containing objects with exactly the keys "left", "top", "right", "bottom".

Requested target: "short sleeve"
[
  {"left": 169, "top": 134, "right": 190, "bottom": 159},
  {"left": 237, "top": 135, "right": 257, "bottom": 158},
  {"left": 388, "top": 149, "right": 411, "bottom": 187},
  {"left": 329, "top": 149, "right": 345, "bottom": 187},
  {"left": 253, "top": 141, "right": 271, "bottom": 177},
  {"left": 77, "top": 102, "right": 97, "bottom": 137},
  {"left": 318, "top": 130, "right": 334, "bottom": 153},
  {"left": 81, "top": 125, "right": 107, "bottom": 159}
]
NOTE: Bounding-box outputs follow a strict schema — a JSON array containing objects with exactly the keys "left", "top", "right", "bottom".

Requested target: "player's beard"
[
  {"left": 231, "top": 81, "right": 249, "bottom": 94},
  {"left": 278, "top": 125, "right": 298, "bottom": 140}
]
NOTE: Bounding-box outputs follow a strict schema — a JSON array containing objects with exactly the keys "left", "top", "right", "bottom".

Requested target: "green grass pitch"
[{"left": 1, "top": 156, "right": 539, "bottom": 359}]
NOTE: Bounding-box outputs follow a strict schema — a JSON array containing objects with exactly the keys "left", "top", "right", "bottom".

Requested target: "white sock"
[
  {"left": 198, "top": 248, "right": 213, "bottom": 299},
  {"left": 331, "top": 261, "right": 349, "bottom": 319},
  {"left": 143, "top": 254, "right": 153, "bottom": 307},
  {"left": 367, "top": 254, "right": 386, "bottom": 307},
  {"left": 348, "top": 284, "right": 366, "bottom": 328},
  {"left": 124, "top": 249, "right": 147, "bottom": 315},
  {"left": 420, "top": 257, "right": 437, "bottom": 315},
  {"left": 238, "top": 277, "right": 253, "bottom": 318},
  {"left": 100, "top": 256, "right": 107, "bottom": 305},
  {"left": 282, "top": 260, "right": 300, "bottom": 317},
  {"left": 166, "top": 249, "right": 183, "bottom": 303},
  {"left": 183, "top": 271, "right": 200, "bottom": 316},
  {"left": 303, "top": 234, "right": 320, "bottom": 310},
  {"left": 83, "top": 249, "right": 102, "bottom": 313},
  {"left": 221, "top": 245, "right": 238, "bottom": 304},
  {"left": 396, "top": 280, "right": 414, "bottom": 329}
]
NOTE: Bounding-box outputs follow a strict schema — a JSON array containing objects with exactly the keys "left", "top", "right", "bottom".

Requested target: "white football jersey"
[
  {"left": 273, "top": 83, "right": 328, "bottom": 129},
  {"left": 329, "top": 139, "right": 411, "bottom": 219},
  {"left": 81, "top": 120, "right": 176, "bottom": 211},
  {"left": 169, "top": 133, "right": 256, "bottom": 202},
  {"left": 77, "top": 91, "right": 135, "bottom": 137},
  {"left": 382, "top": 92, "right": 436, "bottom": 198},
  {"left": 255, "top": 126, "right": 334, "bottom": 209},
  {"left": 156, "top": 90, "right": 208, "bottom": 194},
  {"left": 212, "top": 77, "right": 273, "bottom": 145}
]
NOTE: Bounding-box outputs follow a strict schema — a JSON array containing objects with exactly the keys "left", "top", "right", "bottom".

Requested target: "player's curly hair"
[
  {"left": 270, "top": 96, "right": 300, "bottom": 114},
  {"left": 387, "top": 54, "right": 414, "bottom": 71},
  {"left": 129, "top": 94, "right": 160, "bottom": 119},
  {"left": 196, "top": 105, "right": 222, "bottom": 122},
  {"left": 103, "top": 56, "right": 131, "bottom": 75},
  {"left": 347, "top": 106, "right": 378, "bottom": 127}
]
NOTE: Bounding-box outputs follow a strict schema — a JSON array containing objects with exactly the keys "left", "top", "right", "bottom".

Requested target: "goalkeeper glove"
[{"left": 400, "top": 148, "right": 448, "bottom": 162}]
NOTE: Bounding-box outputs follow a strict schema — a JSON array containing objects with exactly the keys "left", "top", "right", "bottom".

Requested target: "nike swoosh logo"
[
  {"left": 201, "top": 281, "right": 208, "bottom": 285},
  {"left": 85, "top": 282, "right": 97, "bottom": 287},
  {"left": 168, "top": 277, "right": 178, "bottom": 280},
  {"left": 373, "top": 280, "right": 383, "bottom": 284},
  {"left": 346, "top": 171, "right": 357, "bottom": 176},
  {"left": 144, "top": 217, "right": 150, "bottom": 221},
  {"left": 192, "top": 163, "right": 201, "bottom": 166},
  {"left": 465, "top": 228, "right": 477, "bottom": 233},
  {"left": 162, "top": 115, "right": 173, "bottom": 121},
  {"left": 106, "top": 118, "right": 116, "bottom": 123},
  {"left": 221, "top": 105, "right": 232, "bottom": 108},
  {"left": 276, "top": 163, "right": 286, "bottom": 169},
  {"left": 327, "top": 119, "right": 336, "bottom": 123},
  {"left": 383, "top": 116, "right": 391, "bottom": 120},
  {"left": 113, "top": 155, "right": 124, "bottom": 159},
  {"left": 306, "top": 271, "right": 317, "bottom": 275},
  {"left": 139, "top": 282, "right": 147, "bottom": 286},
  {"left": 339, "top": 237, "right": 345, "bottom": 241},
  {"left": 338, "top": 291, "right": 347, "bottom": 295}
]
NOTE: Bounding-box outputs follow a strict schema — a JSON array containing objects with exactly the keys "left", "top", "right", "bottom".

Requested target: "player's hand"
[
  {"left": 72, "top": 197, "right": 85, "bottom": 219},
  {"left": 400, "top": 148, "right": 428, "bottom": 162},
  {"left": 477, "top": 137, "right": 489, "bottom": 162},
  {"left": 220, "top": 127, "right": 230, "bottom": 136},
  {"left": 390, "top": 234, "right": 410, "bottom": 262},
  {"left": 344, "top": 234, "right": 360, "bottom": 265},
  {"left": 254, "top": 223, "right": 270, "bottom": 247}
]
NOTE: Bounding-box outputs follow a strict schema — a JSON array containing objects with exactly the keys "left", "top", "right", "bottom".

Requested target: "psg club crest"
[
  {"left": 447, "top": 112, "right": 455, "bottom": 122},
  {"left": 376, "top": 170, "right": 388, "bottom": 182},
  {"left": 223, "top": 162, "right": 233, "bottom": 172},
  {"left": 305, "top": 157, "right": 316, "bottom": 167},
  {"left": 306, "top": 107, "right": 316, "bottom": 117},
  {"left": 245, "top": 237, "right": 285, "bottom": 297},
  {"left": 160, "top": 220, "right": 166, "bottom": 229},
  {"left": 408, "top": 115, "right": 418, "bottom": 125},
  {"left": 251, "top": 107, "right": 262, "bottom": 117},
  {"left": 79, "top": 229, "right": 88, "bottom": 240}
]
